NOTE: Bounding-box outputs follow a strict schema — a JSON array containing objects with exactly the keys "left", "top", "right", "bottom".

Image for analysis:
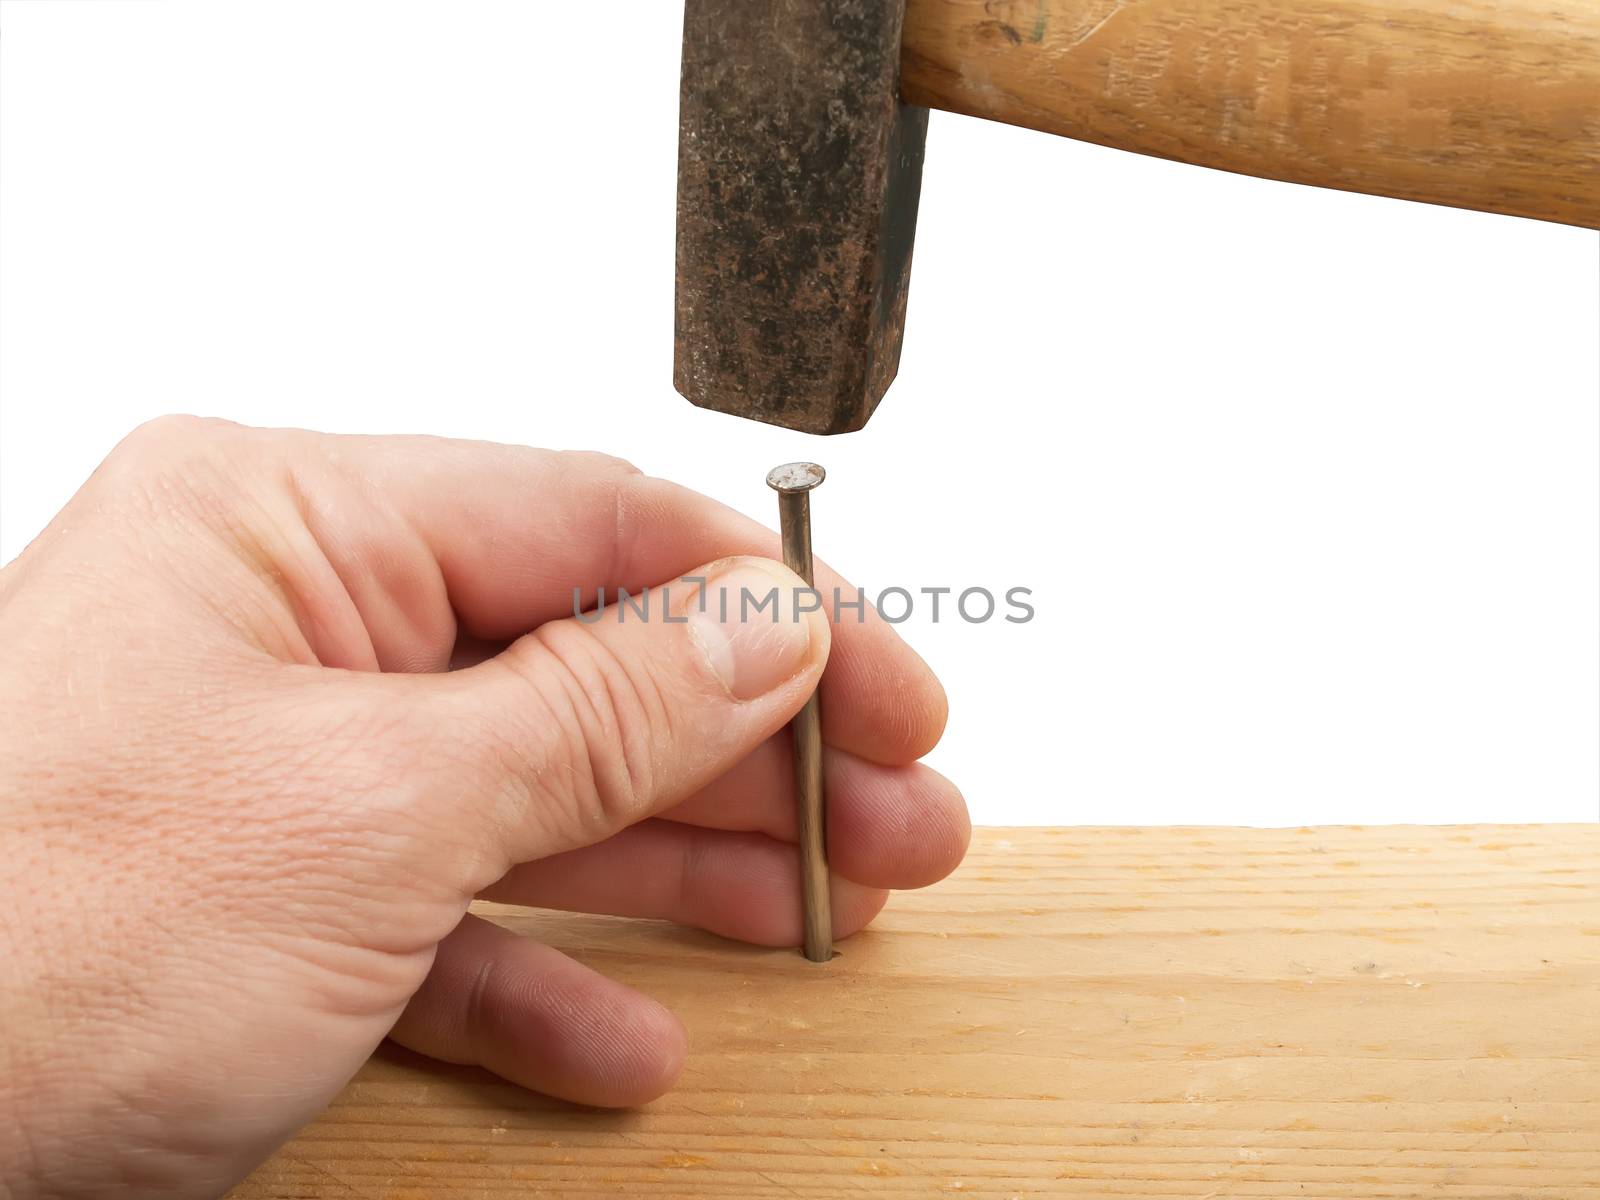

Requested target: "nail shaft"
[{"left": 768, "top": 463, "right": 832, "bottom": 963}]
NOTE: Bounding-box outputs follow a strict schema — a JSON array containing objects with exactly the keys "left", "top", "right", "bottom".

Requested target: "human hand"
[{"left": 0, "top": 419, "right": 967, "bottom": 1199}]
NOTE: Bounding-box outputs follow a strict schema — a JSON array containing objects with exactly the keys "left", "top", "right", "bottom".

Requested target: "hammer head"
[{"left": 674, "top": 0, "right": 929, "bottom": 436}]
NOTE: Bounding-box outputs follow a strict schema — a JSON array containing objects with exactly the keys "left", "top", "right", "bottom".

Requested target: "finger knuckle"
[
  {"left": 550, "top": 452, "right": 649, "bottom": 584},
  {"left": 97, "top": 415, "right": 249, "bottom": 519},
  {"left": 557, "top": 449, "right": 642, "bottom": 480},
  {"left": 111, "top": 413, "right": 229, "bottom": 472},
  {"left": 507, "top": 622, "right": 671, "bottom": 845}
]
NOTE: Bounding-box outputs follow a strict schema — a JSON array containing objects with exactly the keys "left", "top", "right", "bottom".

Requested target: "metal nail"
[{"left": 767, "top": 462, "right": 832, "bottom": 963}]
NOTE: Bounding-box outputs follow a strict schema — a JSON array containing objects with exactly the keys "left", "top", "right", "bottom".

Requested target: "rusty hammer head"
[{"left": 673, "top": 0, "right": 928, "bottom": 436}]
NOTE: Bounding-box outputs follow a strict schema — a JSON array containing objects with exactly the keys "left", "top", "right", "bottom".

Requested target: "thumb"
[{"left": 427, "top": 555, "right": 831, "bottom": 868}]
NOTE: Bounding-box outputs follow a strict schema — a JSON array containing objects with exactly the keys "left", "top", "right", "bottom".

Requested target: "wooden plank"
[
  {"left": 233, "top": 825, "right": 1600, "bottom": 1198},
  {"left": 900, "top": 0, "right": 1600, "bottom": 227}
]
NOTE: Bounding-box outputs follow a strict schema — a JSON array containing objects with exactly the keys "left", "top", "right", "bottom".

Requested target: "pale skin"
[{"left": 0, "top": 418, "right": 968, "bottom": 1199}]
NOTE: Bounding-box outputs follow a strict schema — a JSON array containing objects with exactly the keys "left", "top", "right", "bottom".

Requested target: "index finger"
[{"left": 295, "top": 432, "right": 946, "bottom": 764}]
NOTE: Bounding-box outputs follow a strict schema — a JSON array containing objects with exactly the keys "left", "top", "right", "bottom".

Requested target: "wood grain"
[
  {"left": 901, "top": 0, "right": 1600, "bottom": 227},
  {"left": 233, "top": 825, "right": 1600, "bottom": 1198}
]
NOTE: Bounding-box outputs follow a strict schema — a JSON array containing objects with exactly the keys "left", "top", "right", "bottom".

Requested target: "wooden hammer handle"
[{"left": 901, "top": 0, "right": 1600, "bottom": 227}]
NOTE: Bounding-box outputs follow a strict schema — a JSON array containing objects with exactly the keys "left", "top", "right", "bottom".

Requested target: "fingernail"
[{"left": 689, "top": 560, "right": 823, "bottom": 700}]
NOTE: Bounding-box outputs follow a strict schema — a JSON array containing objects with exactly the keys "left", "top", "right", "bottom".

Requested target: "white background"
[{"left": 3, "top": 1, "right": 1597, "bottom": 826}]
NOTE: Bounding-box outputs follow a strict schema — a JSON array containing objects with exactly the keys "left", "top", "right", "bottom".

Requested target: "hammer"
[{"left": 674, "top": 0, "right": 1600, "bottom": 435}]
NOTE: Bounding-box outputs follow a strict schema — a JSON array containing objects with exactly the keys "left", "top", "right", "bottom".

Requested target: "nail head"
[{"left": 767, "top": 462, "right": 826, "bottom": 493}]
